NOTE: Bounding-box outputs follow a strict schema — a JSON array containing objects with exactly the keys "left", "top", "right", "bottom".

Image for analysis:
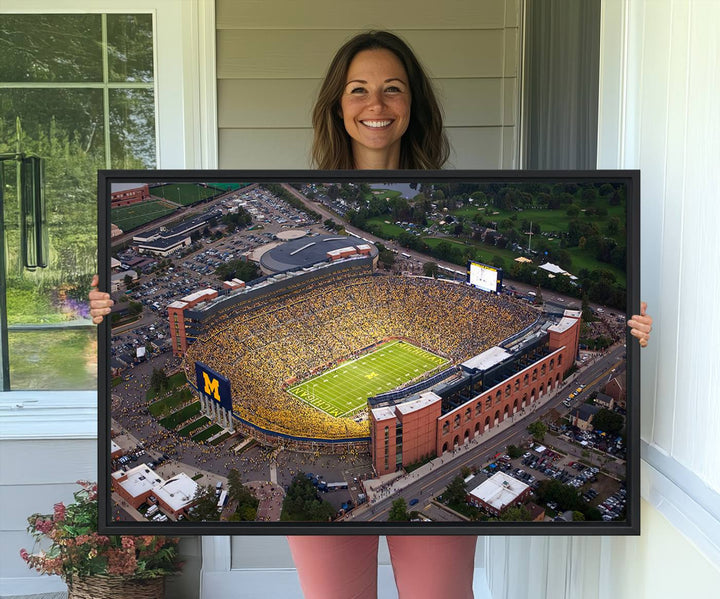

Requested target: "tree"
[
  {"left": 423, "top": 261, "right": 439, "bottom": 278},
  {"left": 445, "top": 475, "right": 468, "bottom": 508},
  {"left": 280, "top": 473, "right": 335, "bottom": 522},
  {"left": 150, "top": 367, "right": 168, "bottom": 394},
  {"left": 534, "top": 285, "right": 544, "bottom": 305},
  {"left": 492, "top": 256, "right": 505, "bottom": 269},
  {"left": 606, "top": 216, "right": 621, "bottom": 236},
  {"left": 499, "top": 505, "right": 532, "bottom": 522},
  {"left": 187, "top": 486, "right": 221, "bottom": 521},
  {"left": 215, "top": 258, "right": 260, "bottom": 283},
  {"left": 388, "top": 498, "right": 410, "bottom": 522},
  {"left": 536, "top": 479, "right": 582, "bottom": 512},
  {"left": 581, "top": 294, "right": 595, "bottom": 322},
  {"left": 527, "top": 420, "right": 547, "bottom": 442},
  {"left": 226, "top": 468, "right": 259, "bottom": 521},
  {"left": 506, "top": 444, "right": 523, "bottom": 459},
  {"left": 378, "top": 249, "right": 395, "bottom": 270},
  {"left": 592, "top": 408, "right": 624, "bottom": 435}
]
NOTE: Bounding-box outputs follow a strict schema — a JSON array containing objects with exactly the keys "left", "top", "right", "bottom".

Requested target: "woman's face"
[{"left": 340, "top": 48, "right": 411, "bottom": 169}]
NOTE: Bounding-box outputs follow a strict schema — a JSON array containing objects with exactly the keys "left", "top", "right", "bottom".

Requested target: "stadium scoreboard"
[{"left": 466, "top": 260, "right": 502, "bottom": 293}]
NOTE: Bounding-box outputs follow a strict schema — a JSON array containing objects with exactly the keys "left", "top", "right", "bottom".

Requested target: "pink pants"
[{"left": 287, "top": 535, "right": 476, "bottom": 599}]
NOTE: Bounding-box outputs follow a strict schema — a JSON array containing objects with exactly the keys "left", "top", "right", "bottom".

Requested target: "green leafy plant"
[{"left": 20, "top": 481, "right": 182, "bottom": 583}]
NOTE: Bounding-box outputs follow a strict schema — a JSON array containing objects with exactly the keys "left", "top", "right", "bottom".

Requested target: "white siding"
[{"left": 216, "top": 0, "right": 523, "bottom": 169}]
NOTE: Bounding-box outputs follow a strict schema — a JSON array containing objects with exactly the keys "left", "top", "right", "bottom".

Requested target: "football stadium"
[{"left": 177, "top": 251, "right": 577, "bottom": 433}]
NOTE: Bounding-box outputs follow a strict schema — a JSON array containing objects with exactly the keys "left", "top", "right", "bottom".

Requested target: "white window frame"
[
  {"left": 0, "top": 0, "right": 217, "bottom": 434},
  {"left": 0, "top": 6, "right": 216, "bottom": 595}
]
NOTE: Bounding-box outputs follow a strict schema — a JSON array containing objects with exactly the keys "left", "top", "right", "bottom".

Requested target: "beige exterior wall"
[{"left": 216, "top": 0, "right": 522, "bottom": 169}]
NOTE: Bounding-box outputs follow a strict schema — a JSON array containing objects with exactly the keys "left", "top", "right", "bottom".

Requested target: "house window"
[{"left": 0, "top": 13, "right": 156, "bottom": 390}]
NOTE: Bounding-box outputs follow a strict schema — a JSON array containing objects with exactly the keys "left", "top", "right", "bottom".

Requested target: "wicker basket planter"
[{"left": 67, "top": 575, "right": 165, "bottom": 599}]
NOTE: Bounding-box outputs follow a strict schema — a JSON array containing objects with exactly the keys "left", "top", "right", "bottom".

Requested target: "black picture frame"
[{"left": 98, "top": 169, "right": 640, "bottom": 536}]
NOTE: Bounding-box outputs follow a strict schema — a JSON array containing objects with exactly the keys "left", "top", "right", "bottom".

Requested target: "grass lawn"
[
  {"left": 451, "top": 203, "right": 625, "bottom": 240},
  {"left": 287, "top": 340, "right": 447, "bottom": 418},
  {"left": 148, "top": 388, "right": 193, "bottom": 417},
  {"left": 159, "top": 401, "right": 201, "bottom": 429},
  {"left": 364, "top": 188, "right": 403, "bottom": 201},
  {"left": 541, "top": 238, "right": 626, "bottom": 286},
  {"left": 365, "top": 217, "right": 409, "bottom": 239},
  {"left": 210, "top": 432, "right": 231, "bottom": 445},
  {"left": 150, "top": 183, "right": 220, "bottom": 206},
  {"left": 422, "top": 236, "right": 518, "bottom": 266},
  {"left": 177, "top": 416, "right": 210, "bottom": 436},
  {"left": 111, "top": 200, "right": 178, "bottom": 232},
  {"left": 193, "top": 424, "right": 223, "bottom": 443}
]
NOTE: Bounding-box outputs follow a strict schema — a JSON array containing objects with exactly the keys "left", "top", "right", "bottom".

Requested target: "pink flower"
[
  {"left": 19, "top": 548, "right": 29, "bottom": 562},
  {"left": 121, "top": 536, "right": 135, "bottom": 550},
  {"left": 34, "top": 518, "right": 54, "bottom": 535},
  {"left": 53, "top": 502, "right": 66, "bottom": 522},
  {"left": 107, "top": 548, "right": 137, "bottom": 576}
]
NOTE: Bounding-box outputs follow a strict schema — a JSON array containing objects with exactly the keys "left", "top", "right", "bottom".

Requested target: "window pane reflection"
[
  {"left": 107, "top": 14, "right": 154, "bottom": 83},
  {"left": 110, "top": 88, "right": 156, "bottom": 169},
  {"left": 0, "top": 14, "right": 102, "bottom": 82},
  {"left": 9, "top": 329, "right": 97, "bottom": 390}
]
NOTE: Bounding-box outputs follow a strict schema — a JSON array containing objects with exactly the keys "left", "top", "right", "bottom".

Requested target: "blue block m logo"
[{"left": 202, "top": 372, "right": 220, "bottom": 401}]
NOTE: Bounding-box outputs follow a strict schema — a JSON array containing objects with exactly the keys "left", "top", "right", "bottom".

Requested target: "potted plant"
[{"left": 20, "top": 480, "right": 182, "bottom": 599}]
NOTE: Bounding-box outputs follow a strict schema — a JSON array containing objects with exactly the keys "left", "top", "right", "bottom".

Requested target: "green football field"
[
  {"left": 287, "top": 340, "right": 448, "bottom": 418},
  {"left": 151, "top": 183, "right": 220, "bottom": 206},
  {"left": 111, "top": 200, "right": 178, "bottom": 232}
]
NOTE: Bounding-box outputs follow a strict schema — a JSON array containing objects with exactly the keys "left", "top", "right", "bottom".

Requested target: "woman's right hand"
[{"left": 89, "top": 274, "right": 114, "bottom": 324}]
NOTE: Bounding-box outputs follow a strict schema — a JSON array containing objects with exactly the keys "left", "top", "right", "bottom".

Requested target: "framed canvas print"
[{"left": 97, "top": 169, "right": 640, "bottom": 535}]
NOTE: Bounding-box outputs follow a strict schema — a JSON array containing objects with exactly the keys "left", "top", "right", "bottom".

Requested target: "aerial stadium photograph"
[{"left": 98, "top": 170, "right": 639, "bottom": 535}]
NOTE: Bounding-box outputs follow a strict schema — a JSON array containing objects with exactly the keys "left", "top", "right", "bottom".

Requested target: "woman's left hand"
[{"left": 627, "top": 301, "right": 652, "bottom": 347}]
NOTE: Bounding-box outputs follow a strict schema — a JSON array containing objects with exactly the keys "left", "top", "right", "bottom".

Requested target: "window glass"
[
  {"left": 109, "top": 89, "right": 156, "bottom": 168},
  {"left": 0, "top": 13, "right": 155, "bottom": 390},
  {"left": 107, "top": 14, "right": 154, "bottom": 83},
  {"left": 0, "top": 14, "right": 103, "bottom": 82}
]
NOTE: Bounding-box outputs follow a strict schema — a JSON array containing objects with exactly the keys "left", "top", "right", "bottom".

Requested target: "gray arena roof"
[{"left": 259, "top": 234, "right": 378, "bottom": 273}]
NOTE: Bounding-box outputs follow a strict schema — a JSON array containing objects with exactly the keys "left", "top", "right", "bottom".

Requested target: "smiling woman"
[
  {"left": 311, "top": 30, "right": 449, "bottom": 170},
  {"left": 340, "top": 48, "right": 412, "bottom": 169}
]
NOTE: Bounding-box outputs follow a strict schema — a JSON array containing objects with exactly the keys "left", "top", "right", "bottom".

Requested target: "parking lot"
[{"left": 479, "top": 445, "right": 625, "bottom": 520}]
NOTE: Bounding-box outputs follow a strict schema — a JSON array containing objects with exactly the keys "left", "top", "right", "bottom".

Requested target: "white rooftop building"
[{"left": 467, "top": 471, "right": 530, "bottom": 516}]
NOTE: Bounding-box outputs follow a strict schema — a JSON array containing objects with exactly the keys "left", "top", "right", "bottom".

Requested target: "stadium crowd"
[{"left": 183, "top": 271, "right": 537, "bottom": 441}]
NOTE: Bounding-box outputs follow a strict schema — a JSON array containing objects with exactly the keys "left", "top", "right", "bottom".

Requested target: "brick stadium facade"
[
  {"left": 370, "top": 312, "right": 581, "bottom": 476},
  {"left": 168, "top": 289, "right": 219, "bottom": 356},
  {"left": 110, "top": 183, "right": 151, "bottom": 207}
]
